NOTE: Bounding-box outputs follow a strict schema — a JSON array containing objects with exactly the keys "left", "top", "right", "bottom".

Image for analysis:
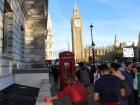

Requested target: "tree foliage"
[{"left": 113, "top": 49, "right": 123, "bottom": 59}]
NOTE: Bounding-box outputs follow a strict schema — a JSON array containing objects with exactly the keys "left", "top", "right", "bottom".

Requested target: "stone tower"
[
  {"left": 137, "top": 32, "right": 140, "bottom": 61},
  {"left": 71, "top": 2, "right": 83, "bottom": 61},
  {"left": 45, "top": 14, "right": 53, "bottom": 60},
  {"left": 114, "top": 34, "right": 121, "bottom": 48}
]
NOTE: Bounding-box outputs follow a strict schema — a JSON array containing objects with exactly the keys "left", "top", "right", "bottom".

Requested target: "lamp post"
[{"left": 90, "top": 23, "right": 95, "bottom": 65}]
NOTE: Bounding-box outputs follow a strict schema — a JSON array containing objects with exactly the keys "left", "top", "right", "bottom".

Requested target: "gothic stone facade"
[
  {"left": 24, "top": 0, "right": 48, "bottom": 67},
  {"left": 0, "top": 0, "right": 27, "bottom": 90},
  {"left": 0, "top": 0, "right": 49, "bottom": 90},
  {"left": 83, "top": 46, "right": 113, "bottom": 63}
]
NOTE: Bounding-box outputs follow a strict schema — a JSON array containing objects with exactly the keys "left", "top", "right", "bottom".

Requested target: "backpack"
[{"left": 80, "top": 67, "right": 90, "bottom": 86}]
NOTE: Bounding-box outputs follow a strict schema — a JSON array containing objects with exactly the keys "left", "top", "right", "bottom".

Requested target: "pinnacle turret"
[
  {"left": 139, "top": 31, "right": 140, "bottom": 39},
  {"left": 73, "top": 0, "right": 79, "bottom": 16},
  {"left": 114, "top": 34, "right": 121, "bottom": 47},
  {"left": 137, "top": 32, "right": 140, "bottom": 47}
]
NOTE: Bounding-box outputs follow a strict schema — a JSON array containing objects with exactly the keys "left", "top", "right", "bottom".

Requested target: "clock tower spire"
[
  {"left": 73, "top": 0, "right": 79, "bottom": 16},
  {"left": 71, "top": 1, "right": 83, "bottom": 61}
]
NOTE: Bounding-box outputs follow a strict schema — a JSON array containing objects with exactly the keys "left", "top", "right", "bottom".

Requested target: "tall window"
[
  {"left": 3, "top": 12, "right": 8, "bottom": 53},
  {"left": 3, "top": 1, "right": 13, "bottom": 54},
  {"left": 0, "top": 11, "right": 3, "bottom": 55}
]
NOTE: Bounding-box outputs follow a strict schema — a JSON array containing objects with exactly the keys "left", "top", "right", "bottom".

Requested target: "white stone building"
[{"left": 45, "top": 14, "right": 53, "bottom": 60}]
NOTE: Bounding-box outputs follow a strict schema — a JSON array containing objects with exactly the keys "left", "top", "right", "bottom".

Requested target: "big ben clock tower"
[{"left": 71, "top": 2, "right": 83, "bottom": 61}]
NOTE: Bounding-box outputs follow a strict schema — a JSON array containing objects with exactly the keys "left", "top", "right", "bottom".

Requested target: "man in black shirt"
[{"left": 94, "top": 64, "right": 125, "bottom": 105}]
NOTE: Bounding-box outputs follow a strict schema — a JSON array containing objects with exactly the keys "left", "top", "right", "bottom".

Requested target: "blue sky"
[{"left": 49, "top": 0, "right": 140, "bottom": 58}]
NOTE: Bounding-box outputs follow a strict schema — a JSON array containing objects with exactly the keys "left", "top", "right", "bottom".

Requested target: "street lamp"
[{"left": 90, "top": 23, "right": 95, "bottom": 65}]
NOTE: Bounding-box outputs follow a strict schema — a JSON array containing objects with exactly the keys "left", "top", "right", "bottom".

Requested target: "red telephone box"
[{"left": 59, "top": 51, "right": 75, "bottom": 90}]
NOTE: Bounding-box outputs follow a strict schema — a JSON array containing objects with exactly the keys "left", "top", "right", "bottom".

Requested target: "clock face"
[{"left": 74, "top": 20, "right": 81, "bottom": 27}]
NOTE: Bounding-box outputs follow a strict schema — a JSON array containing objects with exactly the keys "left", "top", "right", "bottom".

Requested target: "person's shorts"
[{"left": 72, "top": 101, "right": 88, "bottom": 105}]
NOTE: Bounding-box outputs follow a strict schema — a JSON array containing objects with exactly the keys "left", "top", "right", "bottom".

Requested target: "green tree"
[{"left": 113, "top": 49, "right": 123, "bottom": 60}]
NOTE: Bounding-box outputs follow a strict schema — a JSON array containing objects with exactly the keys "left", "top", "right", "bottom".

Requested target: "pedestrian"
[
  {"left": 93, "top": 65, "right": 101, "bottom": 84},
  {"left": 110, "top": 63, "right": 125, "bottom": 80},
  {"left": 45, "top": 74, "right": 88, "bottom": 105},
  {"left": 90, "top": 64, "right": 96, "bottom": 83},
  {"left": 110, "top": 63, "right": 126, "bottom": 105},
  {"left": 122, "top": 62, "right": 134, "bottom": 105},
  {"left": 51, "top": 65, "right": 59, "bottom": 84},
  {"left": 76, "top": 62, "right": 90, "bottom": 87},
  {"left": 94, "top": 64, "right": 125, "bottom": 105},
  {"left": 132, "top": 64, "right": 138, "bottom": 105}
]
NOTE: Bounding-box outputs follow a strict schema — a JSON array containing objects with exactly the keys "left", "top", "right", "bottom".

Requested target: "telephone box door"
[{"left": 59, "top": 51, "right": 75, "bottom": 90}]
